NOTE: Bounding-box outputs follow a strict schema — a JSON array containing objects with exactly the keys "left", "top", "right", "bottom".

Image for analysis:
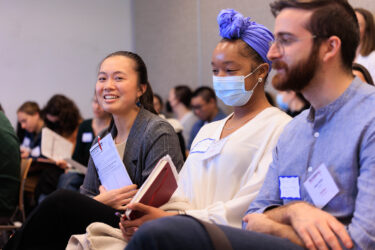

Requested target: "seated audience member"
[
  {"left": 42, "top": 94, "right": 82, "bottom": 144},
  {"left": 168, "top": 85, "right": 199, "bottom": 148},
  {"left": 0, "top": 111, "right": 20, "bottom": 224},
  {"left": 57, "top": 94, "right": 112, "bottom": 191},
  {"left": 67, "top": 9, "right": 291, "bottom": 249},
  {"left": 187, "top": 86, "right": 226, "bottom": 150},
  {"left": 17, "top": 101, "right": 44, "bottom": 159},
  {"left": 276, "top": 91, "right": 310, "bottom": 117},
  {"left": 355, "top": 8, "right": 375, "bottom": 82},
  {"left": 33, "top": 94, "right": 83, "bottom": 202},
  {"left": 126, "top": 1, "right": 375, "bottom": 250},
  {"left": 352, "top": 62, "right": 374, "bottom": 85},
  {"left": 153, "top": 94, "right": 165, "bottom": 118},
  {"left": 4, "top": 51, "right": 184, "bottom": 250}
]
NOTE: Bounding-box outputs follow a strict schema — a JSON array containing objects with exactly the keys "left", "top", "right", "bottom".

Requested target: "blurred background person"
[
  {"left": 57, "top": 94, "right": 111, "bottom": 191},
  {"left": 17, "top": 101, "right": 44, "bottom": 159},
  {"left": 42, "top": 94, "right": 83, "bottom": 144},
  {"left": 168, "top": 85, "right": 198, "bottom": 149},
  {"left": 187, "top": 86, "right": 226, "bottom": 150},
  {"left": 153, "top": 94, "right": 165, "bottom": 118},
  {"left": 276, "top": 91, "right": 310, "bottom": 117},
  {"left": 355, "top": 8, "right": 375, "bottom": 81},
  {"left": 34, "top": 94, "right": 83, "bottom": 203},
  {"left": 353, "top": 62, "right": 374, "bottom": 85}
]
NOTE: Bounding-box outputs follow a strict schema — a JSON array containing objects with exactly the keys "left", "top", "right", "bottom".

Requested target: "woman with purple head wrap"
[{"left": 212, "top": 9, "right": 275, "bottom": 108}]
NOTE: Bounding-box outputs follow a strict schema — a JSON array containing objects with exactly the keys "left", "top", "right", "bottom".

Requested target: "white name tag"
[
  {"left": 303, "top": 163, "right": 339, "bottom": 209},
  {"left": 22, "top": 137, "right": 31, "bottom": 147},
  {"left": 82, "top": 132, "right": 93, "bottom": 143},
  {"left": 30, "top": 146, "right": 41, "bottom": 157},
  {"left": 190, "top": 138, "right": 215, "bottom": 154},
  {"left": 279, "top": 176, "right": 301, "bottom": 199},
  {"left": 200, "top": 138, "right": 227, "bottom": 160}
]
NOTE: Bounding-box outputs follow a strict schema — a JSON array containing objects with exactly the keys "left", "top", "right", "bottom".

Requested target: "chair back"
[
  {"left": 19, "top": 158, "right": 32, "bottom": 222},
  {"left": 0, "top": 158, "right": 31, "bottom": 232}
]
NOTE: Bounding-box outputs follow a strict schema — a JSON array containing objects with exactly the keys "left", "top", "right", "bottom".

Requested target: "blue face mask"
[
  {"left": 276, "top": 93, "right": 289, "bottom": 111},
  {"left": 212, "top": 65, "right": 262, "bottom": 107}
]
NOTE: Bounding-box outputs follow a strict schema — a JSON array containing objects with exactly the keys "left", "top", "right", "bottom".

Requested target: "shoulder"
[{"left": 135, "top": 108, "right": 175, "bottom": 136}]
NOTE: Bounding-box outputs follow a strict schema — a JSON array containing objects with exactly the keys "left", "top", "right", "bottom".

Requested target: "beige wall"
[{"left": 0, "top": 0, "right": 133, "bottom": 127}]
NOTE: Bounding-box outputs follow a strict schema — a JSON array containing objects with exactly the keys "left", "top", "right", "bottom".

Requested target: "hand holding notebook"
[{"left": 125, "top": 155, "right": 179, "bottom": 220}]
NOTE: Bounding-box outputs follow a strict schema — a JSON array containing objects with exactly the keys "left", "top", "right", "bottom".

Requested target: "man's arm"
[
  {"left": 263, "top": 202, "right": 352, "bottom": 250},
  {"left": 243, "top": 213, "right": 304, "bottom": 247}
]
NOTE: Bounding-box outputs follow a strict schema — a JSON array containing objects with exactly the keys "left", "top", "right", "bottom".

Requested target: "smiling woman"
[{"left": 4, "top": 51, "right": 184, "bottom": 250}]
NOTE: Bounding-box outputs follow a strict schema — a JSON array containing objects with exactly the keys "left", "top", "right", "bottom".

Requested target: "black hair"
[
  {"left": 174, "top": 85, "right": 193, "bottom": 108},
  {"left": 192, "top": 86, "right": 217, "bottom": 103}
]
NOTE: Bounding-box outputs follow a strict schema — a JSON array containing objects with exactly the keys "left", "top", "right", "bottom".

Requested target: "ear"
[
  {"left": 321, "top": 36, "right": 341, "bottom": 62},
  {"left": 257, "top": 63, "right": 269, "bottom": 80},
  {"left": 137, "top": 84, "right": 147, "bottom": 98}
]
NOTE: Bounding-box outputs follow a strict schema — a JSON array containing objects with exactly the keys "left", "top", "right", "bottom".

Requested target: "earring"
[
  {"left": 258, "top": 78, "right": 263, "bottom": 83},
  {"left": 136, "top": 97, "right": 141, "bottom": 107}
]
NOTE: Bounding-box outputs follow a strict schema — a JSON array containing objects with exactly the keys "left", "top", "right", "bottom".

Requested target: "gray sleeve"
[
  {"left": 140, "top": 120, "right": 184, "bottom": 185},
  {"left": 79, "top": 135, "right": 102, "bottom": 197},
  {"left": 80, "top": 156, "right": 101, "bottom": 197}
]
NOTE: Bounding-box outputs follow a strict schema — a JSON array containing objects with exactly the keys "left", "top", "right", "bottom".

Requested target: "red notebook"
[{"left": 125, "top": 155, "right": 178, "bottom": 220}]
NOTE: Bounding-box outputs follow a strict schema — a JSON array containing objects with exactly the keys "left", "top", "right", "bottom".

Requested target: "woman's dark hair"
[
  {"left": 270, "top": 0, "right": 359, "bottom": 71},
  {"left": 353, "top": 62, "right": 374, "bottom": 85},
  {"left": 153, "top": 94, "right": 164, "bottom": 109},
  {"left": 174, "top": 85, "right": 193, "bottom": 108},
  {"left": 99, "top": 51, "right": 156, "bottom": 114},
  {"left": 355, "top": 8, "right": 375, "bottom": 56},
  {"left": 17, "top": 101, "right": 40, "bottom": 116},
  {"left": 42, "top": 94, "right": 82, "bottom": 137}
]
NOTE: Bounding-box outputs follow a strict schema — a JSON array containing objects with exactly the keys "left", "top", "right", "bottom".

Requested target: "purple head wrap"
[{"left": 217, "top": 9, "right": 274, "bottom": 69}]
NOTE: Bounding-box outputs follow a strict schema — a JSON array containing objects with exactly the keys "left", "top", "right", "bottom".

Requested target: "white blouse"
[{"left": 161, "top": 107, "right": 291, "bottom": 228}]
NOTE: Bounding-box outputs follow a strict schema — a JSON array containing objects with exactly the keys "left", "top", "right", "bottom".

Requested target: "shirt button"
[
  {"left": 314, "top": 132, "right": 319, "bottom": 138},
  {"left": 308, "top": 166, "right": 313, "bottom": 172}
]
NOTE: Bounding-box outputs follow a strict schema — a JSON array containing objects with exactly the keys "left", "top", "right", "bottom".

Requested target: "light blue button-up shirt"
[{"left": 245, "top": 78, "right": 375, "bottom": 249}]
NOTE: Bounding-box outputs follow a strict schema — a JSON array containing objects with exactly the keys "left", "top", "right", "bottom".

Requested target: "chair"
[{"left": 0, "top": 158, "right": 32, "bottom": 231}]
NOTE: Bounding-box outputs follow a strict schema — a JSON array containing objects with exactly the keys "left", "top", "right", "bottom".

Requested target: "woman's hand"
[
  {"left": 94, "top": 184, "right": 138, "bottom": 210},
  {"left": 20, "top": 146, "right": 30, "bottom": 159},
  {"left": 120, "top": 203, "right": 177, "bottom": 240},
  {"left": 55, "top": 159, "right": 69, "bottom": 171}
]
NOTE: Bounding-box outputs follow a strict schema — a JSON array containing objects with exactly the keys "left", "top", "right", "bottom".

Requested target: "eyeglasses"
[{"left": 269, "top": 35, "right": 317, "bottom": 55}]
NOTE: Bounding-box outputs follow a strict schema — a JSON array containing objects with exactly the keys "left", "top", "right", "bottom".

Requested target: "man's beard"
[{"left": 271, "top": 45, "right": 319, "bottom": 92}]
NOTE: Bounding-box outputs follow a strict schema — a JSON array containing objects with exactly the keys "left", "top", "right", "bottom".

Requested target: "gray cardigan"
[{"left": 80, "top": 108, "right": 184, "bottom": 197}]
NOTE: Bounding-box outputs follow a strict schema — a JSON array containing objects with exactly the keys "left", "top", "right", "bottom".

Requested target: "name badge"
[
  {"left": 30, "top": 146, "right": 41, "bottom": 157},
  {"left": 279, "top": 176, "right": 301, "bottom": 199},
  {"left": 303, "top": 163, "right": 339, "bottom": 209},
  {"left": 82, "top": 132, "right": 93, "bottom": 143},
  {"left": 200, "top": 138, "right": 227, "bottom": 160},
  {"left": 22, "top": 137, "right": 31, "bottom": 147},
  {"left": 190, "top": 138, "right": 215, "bottom": 154}
]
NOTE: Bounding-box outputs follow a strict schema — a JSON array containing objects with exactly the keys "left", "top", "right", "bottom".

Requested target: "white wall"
[{"left": 0, "top": 0, "right": 134, "bottom": 127}]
